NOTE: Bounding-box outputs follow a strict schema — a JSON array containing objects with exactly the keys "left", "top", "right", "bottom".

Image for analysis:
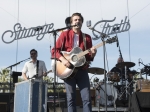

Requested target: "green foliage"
[
  {"left": 0, "top": 68, "right": 10, "bottom": 83},
  {"left": 18, "top": 77, "right": 24, "bottom": 82},
  {"left": 43, "top": 76, "right": 54, "bottom": 83}
]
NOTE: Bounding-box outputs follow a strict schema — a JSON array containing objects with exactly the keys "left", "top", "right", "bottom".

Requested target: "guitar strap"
[
  {"left": 82, "top": 33, "right": 91, "bottom": 67},
  {"left": 36, "top": 60, "right": 39, "bottom": 78},
  {"left": 82, "top": 33, "right": 86, "bottom": 50}
]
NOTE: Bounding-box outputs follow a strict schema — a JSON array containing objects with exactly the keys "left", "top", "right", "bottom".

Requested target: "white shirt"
[
  {"left": 22, "top": 60, "right": 47, "bottom": 79},
  {"left": 73, "top": 33, "right": 79, "bottom": 48}
]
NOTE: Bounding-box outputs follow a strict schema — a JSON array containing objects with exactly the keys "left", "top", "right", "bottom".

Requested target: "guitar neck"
[
  {"left": 37, "top": 70, "right": 52, "bottom": 79},
  {"left": 46, "top": 70, "right": 52, "bottom": 74},
  {"left": 77, "top": 41, "right": 105, "bottom": 58}
]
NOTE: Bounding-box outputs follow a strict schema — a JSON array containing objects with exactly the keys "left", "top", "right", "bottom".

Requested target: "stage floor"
[
  {"left": 92, "top": 106, "right": 128, "bottom": 112},
  {"left": 60, "top": 106, "right": 129, "bottom": 112}
]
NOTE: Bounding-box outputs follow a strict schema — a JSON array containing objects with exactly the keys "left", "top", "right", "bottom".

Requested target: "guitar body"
[{"left": 55, "top": 47, "right": 86, "bottom": 79}]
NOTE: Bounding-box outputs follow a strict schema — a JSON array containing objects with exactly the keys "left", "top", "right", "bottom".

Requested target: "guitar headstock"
[{"left": 105, "top": 36, "right": 117, "bottom": 44}]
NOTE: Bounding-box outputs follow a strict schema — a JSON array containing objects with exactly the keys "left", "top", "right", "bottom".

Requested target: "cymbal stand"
[
  {"left": 95, "top": 82, "right": 110, "bottom": 98},
  {"left": 95, "top": 85, "right": 101, "bottom": 112},
  {"left": 119, "top": 79, "right": 134, "bottom": 99},
  {"left": 112, "top": 88, "right": 117, "bottom": 112},
  {"left": 116, "top": 35, "right": 125, "bottom": 95},
  {"left": 119, "top": 69, "right": 124, "bottom": 94},
  {"left": 125, "top": 66, "right": 128, "bottom": 100}
]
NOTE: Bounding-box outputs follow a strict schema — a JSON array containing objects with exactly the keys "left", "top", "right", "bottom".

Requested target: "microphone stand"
[
  {"left": 117, "top": 36, "right": 124, "bottom": 95},
  {"left": 87, "top": 24, "right": 108, "bottom": 111},
  {"left": 5, "top": 57, "right": 30, "bottom": 112},
  {"left": 117, "top": 35, "right": 129, "bottom": 100},
  {"left": 48, "top": 25, "right": 76, "bottom": 112},
  {"left": 5, "top": 58, "right": 30, "bottom": 90},
  {"left": 101, "top": 35, "right": 108, "bottom": 112}
]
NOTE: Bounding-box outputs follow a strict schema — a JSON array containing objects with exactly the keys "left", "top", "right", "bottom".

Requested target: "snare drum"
[
  {"left": 96, "top": 83, "right": 118, "bottom": 106},
  {"left": 107, "top": 72, "right": 120, "bottom": 82}
]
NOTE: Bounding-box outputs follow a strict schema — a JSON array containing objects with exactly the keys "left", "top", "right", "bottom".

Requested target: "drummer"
[
  {"left": 117, "top": 56, "right": 134, "bottom": 82},
  {"left": 109, "top": 56, "right": 133, "bottom": 83},
  {"left": 112, "top": 56, "right": 136, "bottom": 95}
]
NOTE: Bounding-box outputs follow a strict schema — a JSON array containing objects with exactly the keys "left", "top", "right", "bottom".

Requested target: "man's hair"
[
  {"left": 70, "top": 13, "right": 84, "bottom": 23},
  {"left": 30, "top": 49, "right": 37, "bottom": 54},
  {"left": 117, "top": 56, "right": 124, "bottom": 63}
]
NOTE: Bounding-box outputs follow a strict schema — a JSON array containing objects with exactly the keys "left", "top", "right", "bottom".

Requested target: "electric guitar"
[
  {"left": 54, "top": 36, "right": 117, "bottom": 79},
  {"left": 29, "top": 70, "right": 52, "bottom": 79}
]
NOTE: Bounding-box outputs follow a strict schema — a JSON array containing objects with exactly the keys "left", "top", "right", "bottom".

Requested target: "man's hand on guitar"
[
  {"left": 60, "top": 56, "right": 71, "bottom": 68},
  {"left": 43, "top": 72, "right": 47, "bottom": 76},
  {"left": 90, "top": 47, "right": 97, "bottom": 58}
]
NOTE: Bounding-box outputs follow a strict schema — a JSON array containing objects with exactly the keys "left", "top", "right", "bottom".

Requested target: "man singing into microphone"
[{"left": 51, "top": 13, "right": 97, "bottom": 112}]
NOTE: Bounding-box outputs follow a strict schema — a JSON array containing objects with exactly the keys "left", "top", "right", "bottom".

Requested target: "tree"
[{"left": 0, "top": 68, "right": 10, "bottom": 83}]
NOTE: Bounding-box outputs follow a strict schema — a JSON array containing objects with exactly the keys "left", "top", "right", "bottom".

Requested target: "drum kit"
[{"left": 88, "top": 61, "right": 137, "bottom": 107}]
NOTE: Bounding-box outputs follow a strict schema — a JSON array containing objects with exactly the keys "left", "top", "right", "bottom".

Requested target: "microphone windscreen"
[{"left": 86, "top": 20, "right": 91, "bottom": 27}]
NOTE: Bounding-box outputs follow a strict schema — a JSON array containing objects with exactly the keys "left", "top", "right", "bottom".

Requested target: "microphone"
[{"left": 86, "top": 20, "right": 91, "bottom": 27}]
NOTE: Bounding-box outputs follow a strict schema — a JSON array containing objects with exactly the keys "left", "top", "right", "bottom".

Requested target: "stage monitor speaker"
[{"left": 131, "top": 92, "right": 150, "bottom": 112}]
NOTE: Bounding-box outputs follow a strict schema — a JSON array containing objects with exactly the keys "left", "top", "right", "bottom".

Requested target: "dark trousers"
[{"left": 64, "top": 69, "right": 92, "bottom": 112}]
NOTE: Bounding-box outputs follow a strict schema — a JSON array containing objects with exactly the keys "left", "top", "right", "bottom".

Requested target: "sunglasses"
[{"left": 30, "top": 53, "right": 37, "bottom": 55}]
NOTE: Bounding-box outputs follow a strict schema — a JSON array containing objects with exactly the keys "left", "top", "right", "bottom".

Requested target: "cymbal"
[
  {"left": 87, "top": 67, "right": 107, "bottom": 75},
  {"left": 116, "top": 62, "right": 135, "bottom": 68}
]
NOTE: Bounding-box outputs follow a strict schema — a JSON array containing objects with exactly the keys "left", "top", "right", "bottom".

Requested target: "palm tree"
[
  {"left": 0, "top": 68, "right": 10, "bottom": 82},
  {"left": 0, "top": 68, "right": 11, "bottom": 92}
]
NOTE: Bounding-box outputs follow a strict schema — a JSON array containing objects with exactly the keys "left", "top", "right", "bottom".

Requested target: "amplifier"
[{"left": 137, "top": 79, "right": 150, "bottom": 92}]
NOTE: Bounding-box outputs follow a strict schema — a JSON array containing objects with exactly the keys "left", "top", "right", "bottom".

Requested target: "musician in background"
[
  {"left": 22, "top": 49, "right": 47, "bottom": 80},
  {"left": 110, "top": 56, "right": 132, "bottom": 80},
  {"left": 111, "top": 56, "right": 132, "bottom": 106},
  {"left": 51, "top": 13, "right": 97, "bottom": 112},
  {"left": 117, "top": 56, "right": 133, "bottom": 81}
]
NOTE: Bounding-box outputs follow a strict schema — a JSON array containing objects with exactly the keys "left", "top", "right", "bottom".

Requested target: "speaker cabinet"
[{"left": 0, "top": 102, "right": 7, "bottom": 112}]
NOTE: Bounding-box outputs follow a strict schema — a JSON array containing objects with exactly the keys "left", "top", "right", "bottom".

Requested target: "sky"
[{"left": 0, "top": 0, "right": 150, "bottom": 82}]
